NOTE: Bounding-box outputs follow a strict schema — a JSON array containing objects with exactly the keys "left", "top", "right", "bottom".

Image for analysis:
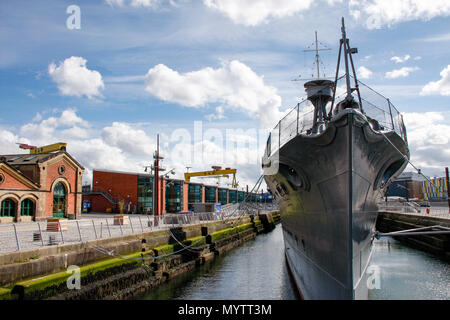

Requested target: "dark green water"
[{"left": 139, "top": 224, "right": 449, "bottom": 300}]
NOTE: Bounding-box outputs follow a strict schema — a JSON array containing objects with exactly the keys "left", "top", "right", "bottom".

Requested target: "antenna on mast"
[{"left": 296, "top": 31, "right": 331, "bottom": 81}]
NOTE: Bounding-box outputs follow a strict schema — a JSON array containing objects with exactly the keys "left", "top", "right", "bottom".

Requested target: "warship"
[{"left": 262, "top": 18, "right": 410, "bottom": 299}]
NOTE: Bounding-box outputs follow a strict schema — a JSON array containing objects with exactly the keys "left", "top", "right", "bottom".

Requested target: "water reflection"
[
  {"left": 139, "top": 224, "right": 449, "bottom": 300},
  {"left": 140, "top": 224, "right": 299, "bottom": 300}
]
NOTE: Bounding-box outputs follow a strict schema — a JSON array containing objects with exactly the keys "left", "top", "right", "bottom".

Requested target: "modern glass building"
[
  {"left": 205, "top": 186, "right": 217, "bottom": 203},
  {"left": 188, "top": 184, "right": 203, "bottom": 204},
  {"left": 229, "top": 190, "right": 237, "bottom": 203},
  {"left": 238, "top": 191, "right": 245, "bottom": 202},
  {"left": 218, "top": 188, "right": 228, "bottom": 205},
  {"left": 138, "top": 176, "right": 153, "bottom": 214},
  {"left": 166, "top": 181, "right": 184, "bottom": 213}
]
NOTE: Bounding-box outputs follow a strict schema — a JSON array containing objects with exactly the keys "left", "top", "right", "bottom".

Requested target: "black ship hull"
[{"left": 264, "top": 110, "right": 409, "bottom": 299}]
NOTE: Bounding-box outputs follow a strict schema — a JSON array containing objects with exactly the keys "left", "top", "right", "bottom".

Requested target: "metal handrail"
[{"left": 265, "top": 75, "right": 408, "bottom": 155}]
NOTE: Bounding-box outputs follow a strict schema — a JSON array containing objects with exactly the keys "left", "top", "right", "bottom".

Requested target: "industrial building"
[
  {"left": 82, "top": 169, "right": 269, "bottom": 214},
  {"left": 385, "top": 171, "right": 427, "bottom": 200},
  {"left": 0, "top": 151, "right": 84, "bottom": 223}
]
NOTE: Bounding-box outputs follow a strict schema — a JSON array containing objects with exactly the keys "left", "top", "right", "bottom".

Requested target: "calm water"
[{"left": 139, "top": 224, "right": 449, "bottom": 300}]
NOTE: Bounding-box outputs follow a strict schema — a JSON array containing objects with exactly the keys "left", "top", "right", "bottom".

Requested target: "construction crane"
[
  {"left": 18, "top": 142, "right": 67, "bottom": 154},
  {"left": 184, "top": 166, "right": 238, "bottom": 188}
]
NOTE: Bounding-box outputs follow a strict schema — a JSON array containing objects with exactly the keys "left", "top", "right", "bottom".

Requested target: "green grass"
[
  {"left": 12, "top": 251, "right": 143, "bottom": 299},
  {"left": 0, "top": 288, "right": 11, "bottom": 300}
]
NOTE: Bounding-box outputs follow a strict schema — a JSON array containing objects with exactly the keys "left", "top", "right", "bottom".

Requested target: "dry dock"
[
  {"left": 0, "top": 212, "right": 280, "bottom": 300},
  {"left": 376, "top": 211, "right": 450, "bottom": 260}
]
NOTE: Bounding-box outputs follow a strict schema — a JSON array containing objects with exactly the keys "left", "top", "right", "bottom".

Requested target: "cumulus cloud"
[
  {"left": 101, "top": 122, "right": 155, "bottom": 156},
  {"left": 20, "top": 108, "right": 89, "bottom": 141},
  {"left": 357, "top": 66, "right": 373, "bottom": 79},
  {"left": 420, "top": 65, "right": 450, "bottom": 96},
  {"left": 402, "top": 111, "right": 450, "bottom": 176},
  {"left": 1, "top": 110, "right": 271, "bottom": 189},
  {"left": 390, "top": 54, "right": 410, "bottom": 63},
  {"left": 105, "top": 0, "right": 126, "bottom": 6},
  {"left": 385, "top": 66, "right": 419, "bottom": 79},
  {"left": 145, "top": 60, "right": 283, "bottom": 128},
  {"left": 350, "top": 0, "right": 450, "bottom": 29},
  {"left": 203, "top": 0, "right": 314, "bottom": 26},
  {"left": 48, "top": 56, "right": 104, "bottom": 99}
]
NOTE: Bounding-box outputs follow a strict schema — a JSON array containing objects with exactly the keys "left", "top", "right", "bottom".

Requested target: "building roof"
[
  {"left": 396, "top": 171, "right": 427, "bottom": 182},
  {"left": 0, "top": 151, "right": 84, "bottom": 170},
  {"left": 0, "top": 160, "right": 40, "bottom": 188}
]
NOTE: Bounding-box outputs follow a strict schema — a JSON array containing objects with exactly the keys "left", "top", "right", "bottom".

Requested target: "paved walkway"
[{"left": 0, "top": 212, "right": 222, "bottom": 255}]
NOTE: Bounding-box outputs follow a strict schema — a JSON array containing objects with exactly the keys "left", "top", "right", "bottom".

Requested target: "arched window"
[
  {"left": 1, "top": 199, "right": 16, "bottom": 217},
  {"left": 20, "top": 199, "right": 34, "bottom": 216},
  {"left": 53, "top": 182, "right": 66, "bottom": 218}
]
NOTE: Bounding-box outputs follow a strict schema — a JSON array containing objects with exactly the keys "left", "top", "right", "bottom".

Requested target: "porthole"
[
  {"left": 58, "top": 165, "right": 66, "bottom": 175},
  {"left": 0, "top": 173, "right": 4, "bottom": 185}
]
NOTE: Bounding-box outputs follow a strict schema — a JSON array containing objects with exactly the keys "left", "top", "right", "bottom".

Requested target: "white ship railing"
[{"left": 265, "top": 75, "right": 408, "bottom": 156}]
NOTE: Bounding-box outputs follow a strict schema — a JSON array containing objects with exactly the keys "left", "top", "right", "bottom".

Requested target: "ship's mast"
[
  {"left": 303, "top": 31, "right": 331, "bottom": 80},
  {"left": 328, "top": 17, "right": 364, "bottom": 118}
]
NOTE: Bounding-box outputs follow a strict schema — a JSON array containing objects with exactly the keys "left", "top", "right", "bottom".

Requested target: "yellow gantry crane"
[
  {"left": 184, "top": 166, "right": 238, "bottom": 188},
  {"left": 18, "top": 142, "right": 67, "bottom": 154}
]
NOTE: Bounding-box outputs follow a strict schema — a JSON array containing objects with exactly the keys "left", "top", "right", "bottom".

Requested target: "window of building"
[
  {"left": 205, "top": 186, "right": 216, "bottom": 203},
  {"left": 138, "top": 176, "right": 153, "bottom": 214},
  {"left": 0, "top": 198, "right": 16, "bottom": 217},
  {"left": 53, "top": 182, "right": 66, "bottom": 218},
  {"left": 218, "top": 188, "right": 228, "bottom": 205},
  {"left": 20, "top": 199, "right": 34, "bottom": 216},
  {"left": 166, "top": 181, "right": 183, "bottom": 213},
  {"left": 238, "top": 191, "right": 245, "bottom": 202},
  {"left": 188, "top": 184, "right": 202, "bottom": 203},
  {"left": 229, "top": 190, "right": 237, "bottom": 203}
]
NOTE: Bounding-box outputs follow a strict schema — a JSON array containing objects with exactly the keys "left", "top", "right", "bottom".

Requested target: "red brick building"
[
  {"left": 83, "top": 169, "right": 254, "bottom": 214},
  {"left": 0, "top": 152, "right": 84, "bottom": 223}
]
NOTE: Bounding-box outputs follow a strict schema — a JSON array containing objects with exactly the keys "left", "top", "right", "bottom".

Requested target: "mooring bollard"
[{"left": 13, "top": 224, "right": 21, "bottom": 251}]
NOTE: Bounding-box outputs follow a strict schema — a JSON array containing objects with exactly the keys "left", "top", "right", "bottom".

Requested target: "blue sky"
[{"left": 1, "top": 0, "right": 450, "bottom": 187}]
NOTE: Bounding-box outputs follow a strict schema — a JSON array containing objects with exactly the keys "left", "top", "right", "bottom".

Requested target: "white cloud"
[
  {"left": 20, "top": 108, "right": 89, "bottom": 142},
  {"left": 0, "top": 129, "right": 28, "bottom": 154},
  {"left": 145, "top": 60, "right": 283, "bottom": 128},
  {"left": 357, "top": 66, "right": 373, "bottom": 79},
  {"left": 385, "top": 66, "right": 419, "bottom": 79},
  {"left": 48, "top": 56, "right": 104, "bottom": 99},
  {"left": 402, "top": 111, "right": 450, "bottom": 176},
  {"left": 105, "top": 0, "right": 126, "bottom": 6},
  {"left": 420, "top": 65, "right": 450, "bottom": 96},
  {"left": 101, "top": 122, "right": 155, "bottom": 156},
  {"left": 350, "top": 0, "right": 450, "bottom": 29},
  {"left": 130, "top": 0, "right": 160, "bottom": 7},
  {"left": 390, "top": 54, "right": 410, "bottom": 63},
  {"left": 203, "top": 0, "right": 314, "bottom": 26},
  {"left": 205, "top": 106, "right": 226, "bottom": 121}
]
